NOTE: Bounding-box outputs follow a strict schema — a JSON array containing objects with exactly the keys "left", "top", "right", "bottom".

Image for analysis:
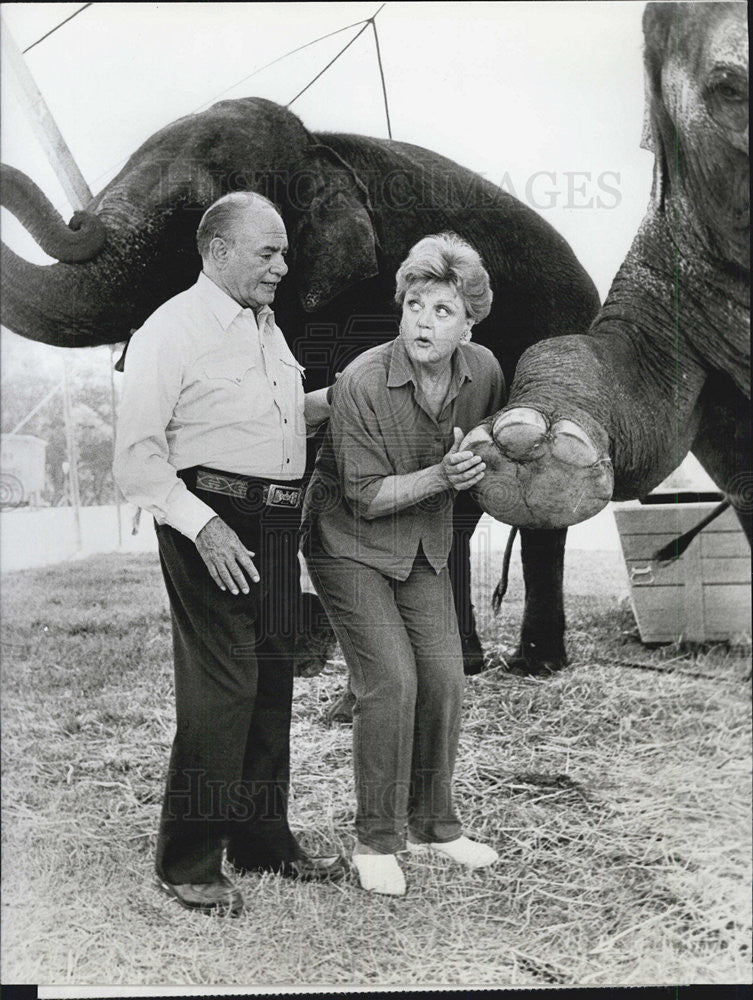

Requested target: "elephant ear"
[
  {"left": 640, "top": 65, "right": 667, "bottom": 210},
  {"left": 640, "top": 68, "right": 655, "bottom": 154},
  {"left": 641, "top": 2, "right": 679, "bottom": 210},
  {"left": 291, "top": 144, "right": 379, "bottom": 313}
]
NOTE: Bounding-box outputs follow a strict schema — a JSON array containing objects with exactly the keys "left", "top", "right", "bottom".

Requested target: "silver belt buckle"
[{"left": 265, "top": 483, "right": 301, "bottom": 508}]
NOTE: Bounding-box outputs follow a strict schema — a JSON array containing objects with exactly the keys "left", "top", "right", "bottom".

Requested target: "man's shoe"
[
  {"left": 227, "top": 851, "right": 349, "bottom": 883},
  {"left": 156, "top": 874, "right": 244, "bottom": 916},
  {"left": 278, "top": 854, "right": 349, "bottom": 882}
]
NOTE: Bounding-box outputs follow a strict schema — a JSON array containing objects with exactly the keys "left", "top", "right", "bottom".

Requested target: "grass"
[{"left": 1, "top": 547, "right": 750, "bottom": 987}]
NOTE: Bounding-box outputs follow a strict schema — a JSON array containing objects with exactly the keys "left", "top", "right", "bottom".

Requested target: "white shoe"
[
  {"left": 352, "top": 852, "right": 406, "bottom": 896},
  {"left": 406, "top": 835, "right": 499, "bottom": 869}
]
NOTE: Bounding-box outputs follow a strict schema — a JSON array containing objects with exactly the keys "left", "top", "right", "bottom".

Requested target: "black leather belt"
[{"left": 195, "top": 468, "right": 303, "bottom": 508}]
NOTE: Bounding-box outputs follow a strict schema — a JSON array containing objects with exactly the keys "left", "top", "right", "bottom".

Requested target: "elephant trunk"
[
  {"left": 1, "top": 243, "right": 118, "bottom": 347},
  {"left": 1, "top": 163, "right": 205, "bottom": 347},
  {"left": 1, "top": 164, "right": 107, "bottom": 262},
  {"left": 1, "top": 164, "right": 128, "bottom": 346}
]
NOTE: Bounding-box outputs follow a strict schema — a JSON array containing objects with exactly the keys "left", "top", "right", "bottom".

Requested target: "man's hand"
[
  {"left": 440, "top": 426, "right": 486, "bottom": 491},
  {"left": 195, "top": 516, "right": 259, "bottom": 594}
]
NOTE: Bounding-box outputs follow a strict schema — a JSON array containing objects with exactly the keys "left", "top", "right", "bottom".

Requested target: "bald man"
[{"left": 114, "top": 192, "right": 346, "bottom": 916}]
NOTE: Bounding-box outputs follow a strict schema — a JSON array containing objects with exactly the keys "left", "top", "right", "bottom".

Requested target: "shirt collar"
[
  {"left": 386, "top": 336, "right": 474, "bottom": 391},
  {"left": 452, "top": 343, "right": 473, "bottom": 386},
  {"left": 386, "top": 337, "right": 415, "bottom": 388},
  {"left": 195, "top": 272, "right": 275, "bottom": 332}
]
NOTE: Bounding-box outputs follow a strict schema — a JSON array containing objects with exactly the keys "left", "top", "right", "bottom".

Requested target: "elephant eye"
[
  {"left": 705, "top": 69, "right": 748, "bottom": 131},
  {"left": 706, "top": 68, "right": 748, "bottom": 103},
  {"left": 715, "top": 81, "right": 745, "bottom": 102}
]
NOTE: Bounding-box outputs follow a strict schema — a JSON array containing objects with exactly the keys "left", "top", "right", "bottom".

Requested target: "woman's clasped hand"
[{"left": 440, "top": 426, "right": 487, "bottom": 491}]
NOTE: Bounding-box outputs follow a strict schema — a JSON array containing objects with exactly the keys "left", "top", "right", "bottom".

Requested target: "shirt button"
[
  {"left": 283, "top": 418, "right": 287, "bottom": 424},
  {"left": 286, "top": 458, "right": 290, "bottom": 464},
  {"left": 273, "top": 380, "right": 277, "bottom": 386}
]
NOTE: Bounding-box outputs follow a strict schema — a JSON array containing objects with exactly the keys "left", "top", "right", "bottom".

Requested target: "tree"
[{"left": 1, "top": 333, "right": 121, "bottom": 506}]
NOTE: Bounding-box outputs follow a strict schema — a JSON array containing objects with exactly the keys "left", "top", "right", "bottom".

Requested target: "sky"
[{"left": 1, "top": 1, "right": 652, "bottom": 379}]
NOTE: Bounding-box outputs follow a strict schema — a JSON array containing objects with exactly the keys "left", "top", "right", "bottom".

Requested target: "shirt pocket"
[{"left": 202, "top": 357, "right": 274, "bottom": 420}]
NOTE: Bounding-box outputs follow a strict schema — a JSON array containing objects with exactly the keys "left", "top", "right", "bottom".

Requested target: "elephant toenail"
[
  {"left": 492, "top": 408, "right": 547, "bottom": 438},
  {"left": 550, "top": 419, "right": 600, "bottom": 465},
  {"left": 459, "top": 425, "right": 494, "bottom": 450}
]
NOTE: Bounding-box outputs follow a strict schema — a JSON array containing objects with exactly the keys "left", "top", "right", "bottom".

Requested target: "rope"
[
  {"left": 287, "top": 3, "right": 389, "bottom": 113},
  {"left": 90, "top": 6, "right": 391, "bottom": 189},
  {"left": 652, "top": 499, "right": 731, "bottom": 564},
  {"left": 22, "top": 4, "right": 93, "bottom": 55},
  {"left": 370, "top": 17, "right": 392, "bottom": 138},
  {"left": 599, "top": 657, "right": 745, "bottom": 683},
  {"left": 191, "top": 15, "right": 371, "bottom": 115},
  {"left": 287, "top": 21, "right": 372, "bottom": 108},
  {"left": 8, "top": 382, "right": 63, "bottom": 435}
]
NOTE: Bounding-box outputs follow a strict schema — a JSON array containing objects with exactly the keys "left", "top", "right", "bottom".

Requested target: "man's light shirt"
[{"left": 114, "top": 272, "right": 307, "bottom": 540}]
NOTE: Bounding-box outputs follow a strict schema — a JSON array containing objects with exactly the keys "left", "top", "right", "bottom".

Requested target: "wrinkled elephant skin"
[
  {"left": 464, "top": 412, "right": 614, "bottom": 529},
  {"left": 468, "top": 2, "right": 750, "bottom": 537}
]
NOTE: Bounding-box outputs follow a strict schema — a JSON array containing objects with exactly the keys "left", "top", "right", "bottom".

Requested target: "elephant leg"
[
  {"left": 449, "top": 492, "right": 486, "bottom": 675},
  {"left": 298, "top": 572, "right": 355, "bottom": 722},
  {"left": 689, "top": 377, "right": 752, "bottom": 543},
  {"left": 294, "top": 589, "right": 337, "bottom": 677},
  {"left": 324, "top": 687, "right": 357, "bottom": 726},
  {"left": 505, "top": 527, "right": 568, "bottom": 676},
  {"left": 294, "top": 444, "right": 339, "bottom": 678}
]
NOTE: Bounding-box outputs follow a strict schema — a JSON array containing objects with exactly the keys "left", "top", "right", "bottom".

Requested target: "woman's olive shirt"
[{"left": 303, "top": 337, "right": 505, "bottom": 580}]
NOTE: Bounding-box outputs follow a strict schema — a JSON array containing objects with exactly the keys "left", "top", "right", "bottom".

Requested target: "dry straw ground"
[{"left": 1, "top": 546, "right": 750, "bottom": 987}]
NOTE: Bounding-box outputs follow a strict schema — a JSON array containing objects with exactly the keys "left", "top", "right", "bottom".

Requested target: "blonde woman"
[{"left": 302, "top": 233, "right": 505, "bottom": 895}]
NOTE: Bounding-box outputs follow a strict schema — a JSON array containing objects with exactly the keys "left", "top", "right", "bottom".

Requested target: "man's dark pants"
[{"left": 154, "top": 469, "right": 302, "bottom": 885}]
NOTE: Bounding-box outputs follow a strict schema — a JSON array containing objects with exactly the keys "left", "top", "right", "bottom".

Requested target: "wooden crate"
[{"left": 613, "top": 501, "right": 751, "bottom": 644}]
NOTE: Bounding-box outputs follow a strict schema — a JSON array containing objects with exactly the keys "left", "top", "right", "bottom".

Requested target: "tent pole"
[
  {"left": 61, "top": 357, "right": 82, "bottom": 550},
  {"left": 5, "top": 14, "right": 92, "bottom": 552},
  {"left": 2, "top": 14, "right": 92, "bottom": 208},
  {"left": 109, "top": 346, "right": 123, "bottom": 548}
]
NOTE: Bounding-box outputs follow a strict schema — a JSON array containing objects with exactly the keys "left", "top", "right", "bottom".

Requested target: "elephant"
[
  {"left": 465, "top": 2, "right": 750, "bottom": 558},
  {"left": 1, "top": 95, "right": 601, "bottom": 677}
]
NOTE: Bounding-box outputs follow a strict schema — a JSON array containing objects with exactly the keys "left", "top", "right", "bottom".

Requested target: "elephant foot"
[
  {"left": 294, "top": 593, "right": 337, "bottom": 678},
  {"left": 504, "top": 646, "right": 567, "bottom": 678},
  {"left": 325, "top": 687, "right": 356, "bottom": 725},
  {"left": 461, "top": 631, "right": 487, "bottom": 676},
  {"left": 504, "top": 655, "right": 565, "bottom": 678},
  {"left": 463, "top": 409, "right": 613, "bottom": 528}
]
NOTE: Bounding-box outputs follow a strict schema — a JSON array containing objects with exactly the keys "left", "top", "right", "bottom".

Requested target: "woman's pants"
[{"left": 305, "top": 528, "right": 465, "bottom": 854}]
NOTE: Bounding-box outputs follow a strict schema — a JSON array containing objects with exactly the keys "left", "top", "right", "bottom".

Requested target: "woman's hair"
[{"left": 394, "top": 232, "right": 493, "bottom": 323}]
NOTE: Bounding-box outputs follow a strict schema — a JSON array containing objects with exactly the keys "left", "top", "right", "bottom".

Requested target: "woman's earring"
[{"left": 463, "top": 327, "right": 473, "bottom": 342}]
